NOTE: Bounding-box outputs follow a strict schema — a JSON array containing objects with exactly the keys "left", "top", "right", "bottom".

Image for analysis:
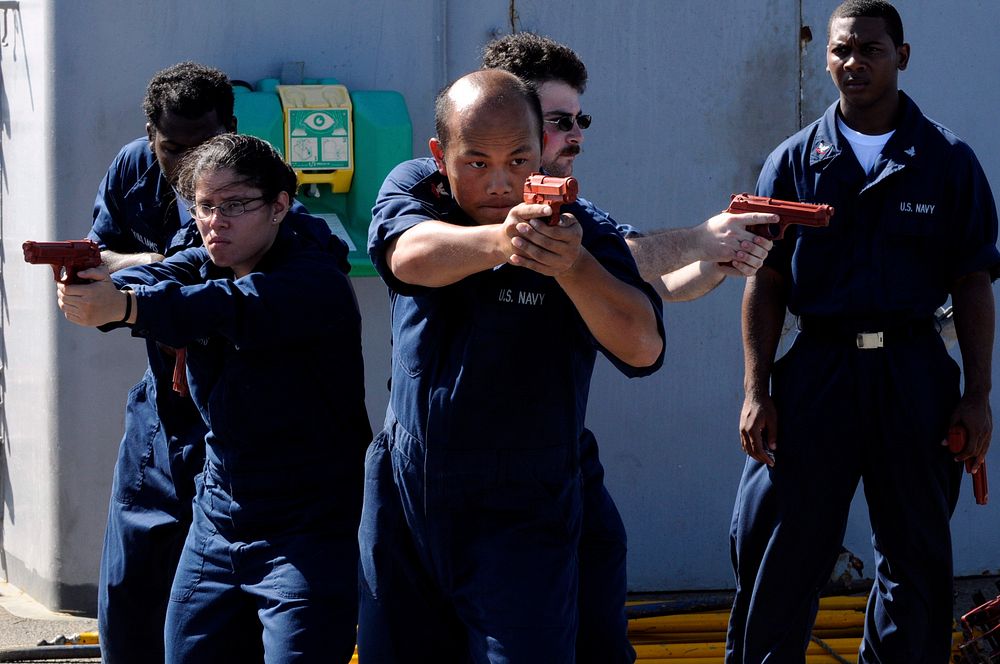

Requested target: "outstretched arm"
[
  {"left": 57, "top": 254, "right": 205, "bottom": 328},
  {"left": 101, "top": 250, "right": 166, "bottom": 273},
  {"left": 57, "top": 248, "right": 354, "bottom": 350},
  {"left": 626, "top": 211, "right": 775, "bottom": 281},
  {"left": 648, "top": 251, "right": 772, "bottom": 303}
]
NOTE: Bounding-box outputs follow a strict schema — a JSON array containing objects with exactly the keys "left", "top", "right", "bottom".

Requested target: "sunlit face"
[
  {"left": 147, "top": 109, "right": 231, "bottom": 184},
  {"left": 430, "top": 101, "right": 541, "bottom": 225},
  {"left": 538, "top": 80, "right": 584, "bottom": 178},
  {"left": 193, "top": 168, "right": 287, "bottom": 277},
  {"left": 827, "top": 17, "right": 908, "bottom": 119}
]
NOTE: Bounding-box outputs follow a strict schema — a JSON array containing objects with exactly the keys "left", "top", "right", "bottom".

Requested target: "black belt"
[{"left": 797, "top": 316, "right": 937, "bottom": 349}]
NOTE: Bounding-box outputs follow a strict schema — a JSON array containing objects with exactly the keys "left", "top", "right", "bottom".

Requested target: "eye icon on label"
[{"left": 303, "top": 112, "right": 334, "bottom": 131}]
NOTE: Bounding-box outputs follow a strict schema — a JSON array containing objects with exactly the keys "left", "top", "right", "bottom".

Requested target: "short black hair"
[
  {"left": 829, "top": 0, "right": 904, "bottom": 47},
  {"left": 175, "top": 133, "right": 296, "bottom": 204},
  {"left": 481, "top": 32, "right": 588, "bottom": 93},
  {"left": 142, "top": 62, "right": 235, "bottom": 129},
  {"left": 433, "top": 70, "right": 543, "bottom": 152}
]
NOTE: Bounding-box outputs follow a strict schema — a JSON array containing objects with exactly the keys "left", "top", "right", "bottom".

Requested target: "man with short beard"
[{"left": 482, "top": 33, "right": 777, "bottom": 663}]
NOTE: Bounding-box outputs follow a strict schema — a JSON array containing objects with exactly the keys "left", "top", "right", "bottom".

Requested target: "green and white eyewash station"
[{"left": 233, "top": 78, "right": 412, "bottom": 275}]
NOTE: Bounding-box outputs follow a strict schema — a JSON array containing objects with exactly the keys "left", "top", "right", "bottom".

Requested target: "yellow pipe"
[
  {"left": 818, "top": 596, "right": 868, "bottom": 610},
  {"left": 633, "top": 637, "right": 863, "bottom": 658},
  {"left": 638, "top": 655, "right": 868, "bottom": 664},
  {"left": 626, "top": 595, "right": 867, "bottom": 611},
  {"left": 629, "top": 632, "right": 728, "bottom": 644},
  {"left": 629, "top": 627, "right": 876, "bottom": 645},
  {"left": 628, "top": 609, "right": 865, "bottom": 634},
  {"left": 630, "top": 634, "right": 964, "bottom": 658},
  {"left": 629, "top": 630, "right": 865, "bottom": 643}
]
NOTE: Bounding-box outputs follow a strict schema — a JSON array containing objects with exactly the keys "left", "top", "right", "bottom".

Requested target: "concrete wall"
[{"left": 1, "top": 0, "right": 998, "bottom": 612}]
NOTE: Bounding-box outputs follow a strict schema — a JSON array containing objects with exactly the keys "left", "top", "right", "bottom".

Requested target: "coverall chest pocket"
[
  {"left": 790, "top": 222, "right": 848, "bottom": 288},
  {"left": 467, "top": 274, "right": 573, "bottom": 378},
  {"left": 881, "top": 206, "right": 949, "bottom": 294},
  {"left": 391, "top": 292, "right": 449, "bottom": 378}
]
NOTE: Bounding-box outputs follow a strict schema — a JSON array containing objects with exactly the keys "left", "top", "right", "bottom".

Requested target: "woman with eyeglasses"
[{"left": 56, "top": 133, "right": 370, "bottom": 664}]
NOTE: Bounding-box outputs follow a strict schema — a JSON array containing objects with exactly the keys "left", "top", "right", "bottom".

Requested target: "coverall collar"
[{"left": 810, "top": 92, "right": 925, "bottom": 191}]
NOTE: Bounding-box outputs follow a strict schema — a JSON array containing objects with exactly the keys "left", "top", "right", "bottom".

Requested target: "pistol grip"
[
  {"left": 62, "top": 267, "right": 89, "bottom": 285},
  {"left": 548, "top": 203, "right": 562, "bottom": 226},
  {"left": 947, "top": 425, "right": 967, "bottom": 454},
  {"left": 949, "top": 425, "right": 989, "bottom": 505}
]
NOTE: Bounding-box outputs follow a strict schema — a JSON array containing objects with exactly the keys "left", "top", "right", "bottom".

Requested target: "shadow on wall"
[{"left": 0, "top": 0, "right": 27, "bottom": 578}]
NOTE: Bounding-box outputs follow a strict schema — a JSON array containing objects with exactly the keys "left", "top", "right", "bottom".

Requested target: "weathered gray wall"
[{"left": 1, "top": 0, "right": 998, "bottom": 611}]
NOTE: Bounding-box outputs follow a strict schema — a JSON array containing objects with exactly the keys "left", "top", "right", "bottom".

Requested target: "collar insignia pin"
[
  {"left": 431, "top": 182, "right": 450, "bottom": 199},
  {"left": 904, "top": 147, "right": 916, "bottom": 157},
  {"left": 814, "top": 141, "right": 832, "bottom": 156}
]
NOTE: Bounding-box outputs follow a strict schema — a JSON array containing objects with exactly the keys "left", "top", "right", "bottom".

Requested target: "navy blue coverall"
[
  {"left": 726, "top": 93, "right": 1000, "bottom": 664},
  {"left": 110, "top": 212, "right": 370, "bottom": 664},
  {"left": 574, "top": 197, "right": 642, "bottom": 664},
  {"left": 88, "top": 138, "right": 208, "bottom": 663},
  {"left": 358, "top": 158, "right": 664, "bottom": 664}
]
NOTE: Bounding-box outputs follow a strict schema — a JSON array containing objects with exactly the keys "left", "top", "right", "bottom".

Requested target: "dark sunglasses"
[{"left": 544, "top": 113, "right": 592, "bottom": 132}]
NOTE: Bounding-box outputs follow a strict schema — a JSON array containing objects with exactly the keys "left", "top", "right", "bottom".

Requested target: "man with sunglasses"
[
  {"left": 482, "top": 33, "right": 777, "bottom": 664},
  {"left": 483, "top": 33, "right": 776, "bottom": 301}
]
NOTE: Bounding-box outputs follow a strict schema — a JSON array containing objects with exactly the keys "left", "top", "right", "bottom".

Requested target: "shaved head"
[{"left": 433, "top": 69, "right": 543, "bottom": 151}]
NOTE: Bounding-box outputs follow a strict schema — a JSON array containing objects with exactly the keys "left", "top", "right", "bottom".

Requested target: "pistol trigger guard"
[{"left": 749, "top": 223, "right": 781, "bottom": 241}]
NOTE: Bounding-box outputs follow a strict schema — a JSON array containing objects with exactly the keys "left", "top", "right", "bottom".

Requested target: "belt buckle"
[{"left": 856, "top": 331, "right": 884, "bottom": 349}]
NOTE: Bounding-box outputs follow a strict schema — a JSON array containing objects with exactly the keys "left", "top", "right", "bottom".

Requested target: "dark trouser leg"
[
  {"left": 726, "top": 339, "right": 863, "bottom": 664},
  {"left": 246, "top": 529, "right": 359, "bottom": 664},
  {"left": 164, "top": 478, "right": 263, "bottom": 664},
  {"left": 99, "top": 376, "right": 202, "bottom": 664},
  {"left": 357, "top": 430, "right": 468, "bottom": 664},
  {"left": 576, "top": 429, "right": 635, "bottom": 664},
  {"left": 446, "top": 446, "right": 582, "bottom": 664},
  {"left": 859, "top": 342, "right": 962, "bottom": 664}
]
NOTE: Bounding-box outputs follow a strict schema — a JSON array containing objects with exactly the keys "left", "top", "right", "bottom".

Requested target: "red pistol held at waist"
[
  {"left": 726, "top": 193, "right": 835, "bottom": 240},
  {"left": 947, "top": 425, "right": 989, "bottom": 506}
]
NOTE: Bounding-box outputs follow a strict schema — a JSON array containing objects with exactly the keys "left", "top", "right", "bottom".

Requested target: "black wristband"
[{"left": 120, "top": 290, "right": 132, "bottom": 323}]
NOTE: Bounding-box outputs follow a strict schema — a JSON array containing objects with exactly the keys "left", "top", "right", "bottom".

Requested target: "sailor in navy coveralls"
[
  {"left": 85, "top": 62, "right": 235, "bottom": 664},
  {"left": 728, "top": 4, "right": 999, "bottom": 663},
  {"left": 60, "top": 134, "right": 369, "bottom": 664},
  {"left": 358, "top": 70, "right": 665, "bottom": 664}
]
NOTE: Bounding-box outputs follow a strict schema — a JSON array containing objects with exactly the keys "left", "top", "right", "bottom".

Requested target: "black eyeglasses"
[
  {"left": 188, "top": 197, "right": 266, "bottom": 221},
  {"left": 544, "top": 113, "right": 592, "bottom": 132}
]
